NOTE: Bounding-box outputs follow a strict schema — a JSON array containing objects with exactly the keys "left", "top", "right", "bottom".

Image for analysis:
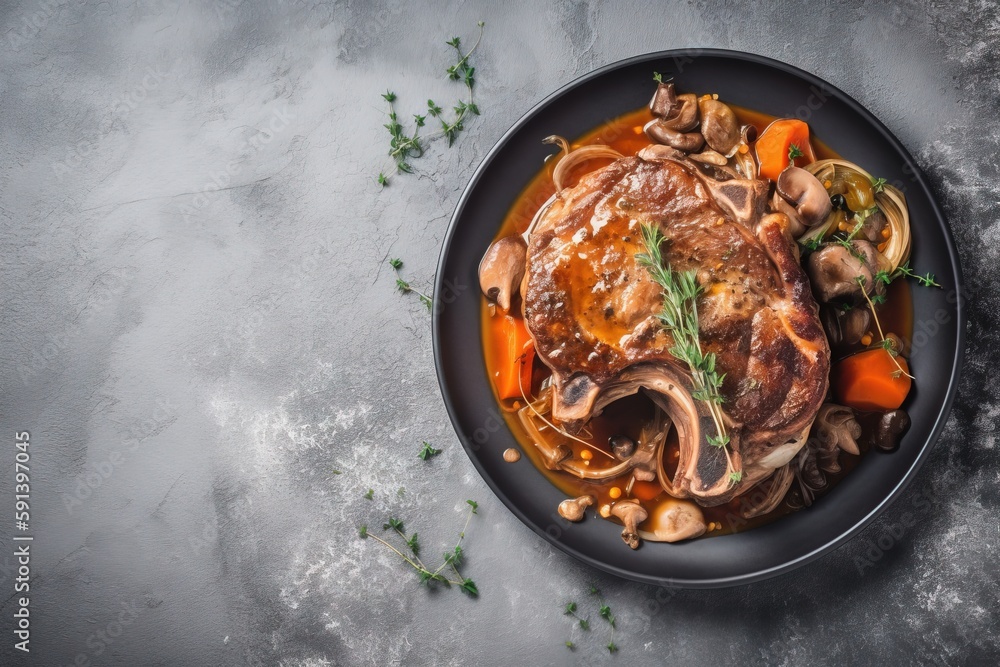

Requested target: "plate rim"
[{"left": 432, "top": 48, "right": 966, "bottom": 588}]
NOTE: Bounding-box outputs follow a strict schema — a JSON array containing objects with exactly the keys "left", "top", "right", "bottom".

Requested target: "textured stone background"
[{"left": 1, "top": 0, "right": 998, "bottom": 665}]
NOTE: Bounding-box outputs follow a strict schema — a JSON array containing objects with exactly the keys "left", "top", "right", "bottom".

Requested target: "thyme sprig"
[
  {"left": 418, "top": 441, "right": 442, "bottom": 460},
  {"left": 855, "top": 275, "right": 914, "bottom": 380},
  {"left": 389, "top": 258, "right": 432, "bottom": 310},
  {"left": 564, "top": 602, "right": 590, "bottom": 630},
  {"left": 635, "top": 223, "right": 741, "bottom": 485},
  {"left": 377, "top": 22, "right": 485, "bottom": 186},
  {"left": 879, "top": 261, "right": 941, "bottom": 288},
  {"left": 359, "top": 500, "right": 479, "bottom": 596},
  {"left": 592, "top": 586, "right": 617, "bottom": 654},
  {"left": 563, "top": 587, "right": 620, "bottom": 653}
]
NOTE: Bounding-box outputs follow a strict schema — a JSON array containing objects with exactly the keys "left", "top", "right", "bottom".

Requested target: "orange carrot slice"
[{"left": 832, "top": 348, "right": 912, "bottom": 411}]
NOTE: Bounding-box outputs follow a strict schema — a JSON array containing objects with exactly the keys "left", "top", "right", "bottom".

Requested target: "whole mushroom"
[
  {"left": 871, "top": 409, "right": 911, "bottom": 452},
  {"left": 822, "top": 304, "right": 872, "bottom": 346},
  {"left": 643, "top": 93, "right": 703, "bottom": 152},
  {"left": 814, "top": 402, "right": 863, "bottom": 464},
  {"left": 558, "top": 495, "right": 596, "bottom": 522},
  {"left": 610, "top": 500, "right": 648, "bottom": 550},
  {"left": 806, "top": 240, "right": 880, "bottom": 303},
  {"left": 643, "top": 120, "right": 705, "bottom": 152},
  {"left": 772, "top": 166, "right": 833, "bottom": 237},
  {"left": 648, "top": 81, "right": 678, "bottom": 118},
  {"left": 638, "top": 498, "right": 707, "bottom": 542},
  {"left": 698, "top": 98, "right": 741, "bottom": 156}
]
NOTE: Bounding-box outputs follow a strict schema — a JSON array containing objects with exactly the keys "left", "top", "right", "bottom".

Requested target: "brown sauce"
[{"left": 481, "top": 100, "right": 913, "bottom": 538}]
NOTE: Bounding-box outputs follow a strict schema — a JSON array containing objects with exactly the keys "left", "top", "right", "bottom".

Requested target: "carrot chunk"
[
  {"left": 754, "top": 119, "right": 817, "bottom": 181},
  {"left": 832, "top": 348, "right": 912, "bottom": 411},
  {"left": 492, "top": 314, "right": 534, "bottom": 400}
]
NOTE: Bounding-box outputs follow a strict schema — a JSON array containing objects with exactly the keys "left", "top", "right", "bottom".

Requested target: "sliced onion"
[
  {"left": 876, "top": 184, "right": 911, "bottom": 271},
  {"left": 543, "top": 135, "right": 624, "bottom": 193},
  {"left": 804, "top": 159, "right": 911, "bottom": 270},
  {"left": 732, "top": 145, "right": 757, "bottom": 180}
]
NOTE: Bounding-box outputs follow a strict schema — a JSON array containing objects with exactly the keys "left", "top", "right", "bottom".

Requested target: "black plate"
[{"left": 432, "top": 50, "right": 964, "bottom": 588}]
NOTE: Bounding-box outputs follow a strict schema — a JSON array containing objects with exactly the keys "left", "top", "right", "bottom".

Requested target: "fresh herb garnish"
[
  {"left": 592, "top": 587, "right": 617, "bottom": 654},
  {"left": 855, "top": 275, "right": 914, "bottom": 380},
  {"left": 377, "top": 22, "right": 485, "bottom": 185},
  {"left": 390, "top": 258, "right": 433, "bottom": 310},
  {"left": 800, "top": 236, "right": 822, "bottom": 252},
  {"left": 652, "top": 71, "right": 671, "bottom": 84},
  {"left": 418, "top": 441, "right": 442, "bottom": 460},
  {"left": 359, "top": 500, "right": 480, "bottom": 596},
  {"left": 891, "top": 261, "right": 940, "bottom": 288},
  {"left": 363, "top": 488, "right": 374, "bottom": 500},
  {"left": 871, "top": 176, "right": 887, "bottom": 193},
  {"left": 563, "top": 587, "right": 620, "bottom": 652},
  {"left": 873, "top": 261, "right": 940, "bottom": 289},
  {"left": 788, "top": 143, "right": 804, "bottom": 160},
  {"left": 635, "top": 223, "right": 741, "bottom": 485},
  {"left": 564, "top": 602, "right": 590, "bottom": 630}
]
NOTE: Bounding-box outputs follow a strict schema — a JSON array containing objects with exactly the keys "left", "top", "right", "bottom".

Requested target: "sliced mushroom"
[
  {"left": 814, "top": 403, "right": 862, "bottom": 461},
  {"left": 479, "top": 236, "right": 527, "bottom": 312},
  {"left": 637, "top": 143, "right": 686, "bottom": 162},
  {"left": 788, "top": 444, "right": 826, "bottom": 509},
  {"left": 688, "top": 149, "right": 728, "bottom": 166},
  {"left": 698, "top": 98, "right": 741, "bottom": 156},
  {"left": 558, "top": 495, "right": 595, "bottom": 522},
  {"left": 773, "top": 166, "right": 833, "bottom": 235},
  {"left": 638, "top": 498, "right": 706, "bottom": 542},
  {"left": 806, "top": 240, "right": 879, "bottom": 303},
  {"left": 610, "top": 500, "right": 648, "bottom": 550},
  {"left": 665, "top": 93, "right": 699, "bottom": 132},
  {"left": 648, "top": 81, "right": 678, "bottom": 118},
  {"left": 643, "top": 119, "right": 704, "bottom": 152}
]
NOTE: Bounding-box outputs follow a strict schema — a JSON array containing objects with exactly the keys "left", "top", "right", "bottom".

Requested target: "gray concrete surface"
[{"left": 1, "top": 0, "right": 998, "bottom": 665}]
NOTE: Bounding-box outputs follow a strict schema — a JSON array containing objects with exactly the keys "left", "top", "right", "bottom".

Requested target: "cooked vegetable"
[
  {"left": 842, "top": 171, "right": 875, "bottom": 211},
  {"left": 755, "top": 119, "right": 816, "bottom": 181},
  {"left": 772, "top": 166, "right": 833, "bottom": 235},
  {"left": 492, "top": 314, "right": 534, "bottom": 400},
  {"left": 479, "top": 235, "right": 527, "bottom": 312},
  {"left": 832, "top": 348, "right": 912, "bottom": 411},
  {"left": 804, "top": 159, "right": 911, "bottom": 272}
]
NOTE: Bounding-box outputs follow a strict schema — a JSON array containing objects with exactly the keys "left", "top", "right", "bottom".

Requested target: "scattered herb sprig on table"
[
  {"left": 390, "top": 258, "right": 433, "bottom": 310},
  {"left": 563, "top": 587, "right": 620, "bottom": 653},
  {"left": 376, "top": 21, "right": 485, "bottom": 186},
  {"left": 564, "top": 602, "right": 590, "bottom": 631},
  {"left": 359, "top": 500, "right": 479, "bottom": 596},
  {"left": 592, "top": 586, "right": 618, "bottom": 653},
  {"left": 418, "top": 441, "right": 442, "bottom": 460},
  {"left": 635, "top": 223, "right": 742, "bottom": 485}
]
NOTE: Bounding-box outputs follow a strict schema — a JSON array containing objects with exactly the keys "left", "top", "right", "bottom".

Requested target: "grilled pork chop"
[{"left": 522, "top": 146, "right": 830, "bottom": 505}]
